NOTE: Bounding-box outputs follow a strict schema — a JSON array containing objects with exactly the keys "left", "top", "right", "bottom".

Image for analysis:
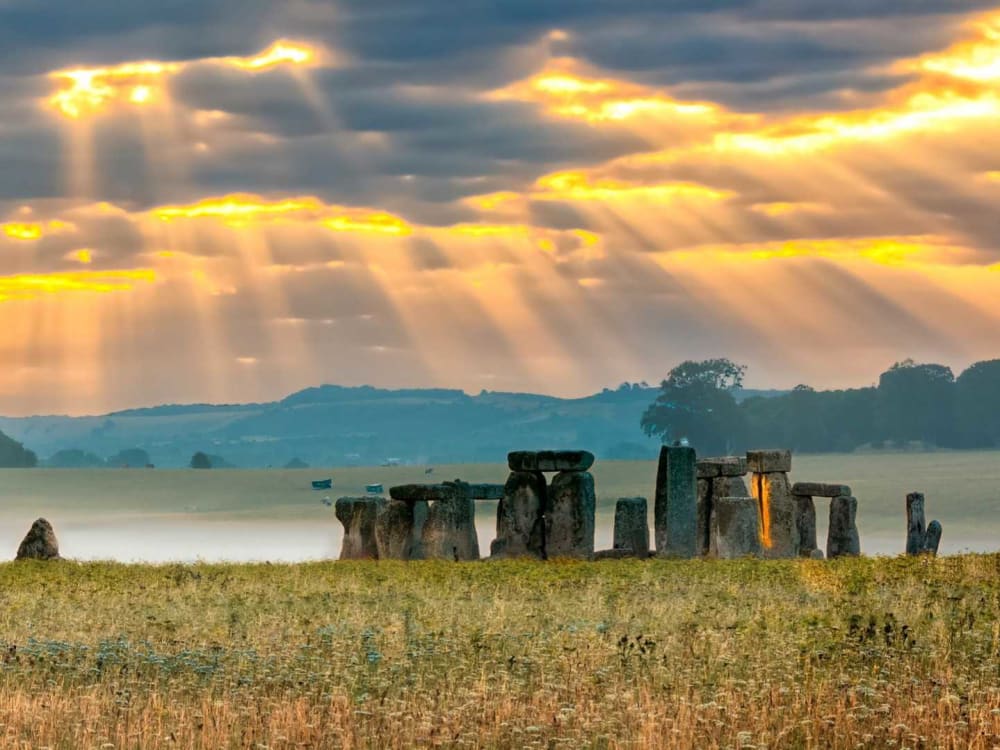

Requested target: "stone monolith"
[
  {"left": 546, "top": 471, "right": 596, "bottom": 559},
  {"left": 335, "top": 497, "right": 383, "bottom": 560},
  {"left": 491, "top": 471, "right": 546, "bottom": 559},
  {"left": 654, "top": 445, "right": 697, "bottom": 558}
]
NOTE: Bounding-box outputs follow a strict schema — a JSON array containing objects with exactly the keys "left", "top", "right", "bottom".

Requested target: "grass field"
[
  {"left": 1, "top": 452, "right": 998, "bottom": 560},
  {"left": 0, "top": 555, "right": 998, "bottom": 748}
]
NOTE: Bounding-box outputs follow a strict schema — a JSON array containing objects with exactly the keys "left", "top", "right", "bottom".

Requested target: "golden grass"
[{"left": 0, "top": 555, "right": 998, "bottom": 748}]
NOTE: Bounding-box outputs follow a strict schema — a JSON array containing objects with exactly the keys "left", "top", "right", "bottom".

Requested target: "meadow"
[
  {"left": 0, "top": 452, "right": 998, "bottom": 561},
  {"left": 0, "top": 555, "right": 998, "bottom": 748}
]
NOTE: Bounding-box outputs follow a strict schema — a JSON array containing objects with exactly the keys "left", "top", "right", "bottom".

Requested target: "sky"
[{"left": 2, "top": 1, "right": 1000, "bottom": 415}]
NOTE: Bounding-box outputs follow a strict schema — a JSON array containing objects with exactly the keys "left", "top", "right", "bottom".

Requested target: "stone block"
[
  {"left": 654, "top": 445, "right": 698, "bottom": 558},
  {"left": 507, "top": 450, "right": 594, "bottom": 473},
  {"left": 15, "top": 518, "right": 60, "bottom": 561},
  {"left": 375, "top": 500, "right": 423, "bottom": 560},
  {"left": 905, "top": 492, "right": 926, "bottom": 556},
  {"left": 421, "top": 483, "right": 480, "bottom": 561},
  {"left": 746, "top": 449, "right": 792, "bottom": 473},
  {"left": 924, "top": 520, "right": 942, "bottom": 556},
  {"left": 335, "top": 497, "right": 383, "bottom": 560},
  {"left": 712, "top": 497, "right": 762, "bottom": 559},
  {"left": 697, "top": 456, "right": 748, "bottom": 479},
  {"left": 791, "top": 482, "right": 852, "bottom": 498},
  {"left": 827, "top": 495, "right": 861, "bottom": 558},
  {"left": 546, "top": 471, "right": 596, "bottom": 559},
  {"left": 390, "top": 484, "right": 454, "bottom": 502},
  {"left": 793, "top": 494, "right": 818, "bottom": 557},
  {"left": 750, "top": 472, "right": 798, "bottom": 559},
  {"left": 490, "top": 471, "right": 546, "bottom": 559},
  {"left": 465, "top": 483, "right": 505, "bottom": 500},
  {"left": 697, "top": 478, "right": 712, "bottom": 556},
  {"left": 613, "top": 497, "right": 649, "bottom": 558}
]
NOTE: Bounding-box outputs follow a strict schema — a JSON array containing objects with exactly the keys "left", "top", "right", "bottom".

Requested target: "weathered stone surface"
[
  {"left": 335, "top": 497, "right": 383, "bottom": 560},
  {"left": 15, "top": 518, "right": 60, "bottom": 561},
  {"left": 466, "top": 483, "right": 504, "bottom": 500},
  {"left": 746, "top": 449, "right": 792, "bottom": 473},
  {"left": 697, "top": 456, "right": 748, "bottom": 479},
  {"left": 750, "top": 472, "right": 798, "bottom": 559},
  {"left": 905, "top": 492, "right": 926, "bottom": 556},
  {"left": 712, "top": 497, "right": 762, "bottom": 559},
  {"left": 791, "top": 482, "right": 852, "bottom": 498},
  {"left": 924, "top": 520, "right": 942, "bottom": 556},
  {"left": 546, "top": 471, "right": 596, "bottom": 559},
  {"left": 374, "top": 499, "right": 428, "bottom": 560},
  {"left": 507, "top": 450, "right": 594, "bottom": 473},
  {"left": 706, "top": 475, "right": 750, "bottom": 555},
  {"left": 490, "top": 471, "right": 546, "bottom": 559},
  {"left": 421, "top": 482, "right": 480, "bottom": 561},
  {"left": 654, "top": 445, "right": 698, "bottom": 558},
  {"left": 697, "top": 479, "right": 712, "bottom": 556},
  {"left": 827, "top": 495, "right": 861, "bottom": 558},
  {"left": 613, "top": 497, "right": 648, "bottom": 558},
  {"left": 794, "top": 494, "right": 818, "bottom": 557}
]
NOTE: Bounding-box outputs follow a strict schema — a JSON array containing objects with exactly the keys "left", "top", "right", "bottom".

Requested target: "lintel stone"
[
  {"left": 508, "top": 450, "right": 594, "bottom": 473},
  {"left": 791, "top": 482, "right": 852, "bottom": 498},
  {"left": 746, "top": 449, "right": 792, "bottom": 473}
]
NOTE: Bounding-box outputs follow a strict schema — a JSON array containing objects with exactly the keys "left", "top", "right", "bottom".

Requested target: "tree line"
[{"left": 641, "top": 358, "right": 1000, "bottom": 455}]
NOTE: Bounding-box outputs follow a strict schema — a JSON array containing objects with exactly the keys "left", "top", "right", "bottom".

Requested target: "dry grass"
[{"left": 0, "top": 555, "right": 998, "bottom": 748}]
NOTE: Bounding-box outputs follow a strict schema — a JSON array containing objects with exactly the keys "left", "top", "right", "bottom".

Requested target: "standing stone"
[
  {"left": 707, "top": 475, "right": 749, "bottom": 556},
  {"left": 924, "top": 520, "right": 942, "bottom": 556},
  {"left": 697, "top": 479, "right": 712, "bottom": 556},
  {"left": 750, "top": 472, "right": 798, "bottom": 559},
  {"left": 490, "top": 471, "right": 546, "bottom": 559},
  {"left": 794, "top": 494, "right": 818, "bottom": 557},
  {"left": 375, "top": 500, "right": 427, "bottom": 560},
  {"left": 711, "top": 497, "right": 762, "bottom": 559},
  {"left": 612, "top": 497, "right": 649, "bottom": 557},
  {"left": 421, "top": 482, "right": 480, "bottom": 561},
  {"left": 827, "top": 495, "right": 861, "bottom": 558},
  {"left": 15, "top": 518, "right": 60, "bottom": 560},
  {"left": 546, "top": 471, "right": 596, "bottom": 559},
  {"left": 335, "top": 497, "right": 383, "bottom": 560},
  {"left": 905, "top": 492, "right": 927, "bottom": 556},
  {"left": 654, "top": 445, "right": 697, "bottom": 558}
]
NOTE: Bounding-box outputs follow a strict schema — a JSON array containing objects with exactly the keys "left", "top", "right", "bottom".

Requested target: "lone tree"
[
  {"left": 641, "top": 358, "right": 747, "bottom": 455},
  {"left": 190, "top": 451, "right": 212, "bottom": 469}
]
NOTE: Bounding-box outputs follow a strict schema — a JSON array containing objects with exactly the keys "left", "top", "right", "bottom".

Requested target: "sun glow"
[
  {"left": 46, "top": 39, "right": 323, "bottom": 119},
  {"left": 2, "top": 222, "right": 44, "bottom": 240},
  {"left": 0, "top": 269, "right": 155, "bottom": 302}
]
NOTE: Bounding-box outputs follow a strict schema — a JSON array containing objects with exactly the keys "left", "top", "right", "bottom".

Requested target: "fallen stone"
[
  {"left": 654, "top": 445, "right": 698, "bottom": 558},
  {"left": 712, "top": 497, "right": 762, "bottom": 559},
  {"left": 750, "top": 472, "right": 798, "bottom": 559},
  {"left": 421, "top": 482, "right": 480, "bottom": 561},
  {"left": 507, "top": 450, "right": 594, "bottom": 473},
  {"left": 794, "top": 494, "right": 818, "bottom": 557},
  {"left": 546, "top": 471, "right": 596, "bottom": 559},
  {"left": 374, "top": 499, "right": 428, "bottom": 560},
  {"left": 15, "top": 518, "right": 60, "bottom": 561},
  {"left": 697, "top": 456, "right": 748, "bottom": 479},
  {"left": 613, "top": 497, "right": 649, "bottom": 558},
  {"left": 791, "top": 482, "right": 852, "bottom": 498},
  {"left": 490, "top": 471, "right": 546, "bottom": 559},
  {"left": 905, "top": 492, "right": 926, "bottom": 556},
  {"left": 746, "top": 449, "right": 792, "bottom": 473},
  {"left": 335, "top": 497, "right": 383, "bottom": 560},
  {"left": 827, "top": 495, "right": 861, "bottom": 558}
]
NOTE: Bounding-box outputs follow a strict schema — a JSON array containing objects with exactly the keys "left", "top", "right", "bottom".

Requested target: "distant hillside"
[{"left": 0, "top": 383, "right": 789, "bottom": 469}]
